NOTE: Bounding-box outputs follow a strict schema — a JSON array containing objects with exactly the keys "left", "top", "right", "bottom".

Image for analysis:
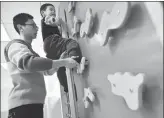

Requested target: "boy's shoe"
[{"left": 77, "top": 57, "right": 86, "bottom": 74}]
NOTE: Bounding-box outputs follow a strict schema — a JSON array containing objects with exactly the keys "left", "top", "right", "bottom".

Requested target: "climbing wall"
[{"left": 59, "top": 2, "right": 163, "bottom": 118}]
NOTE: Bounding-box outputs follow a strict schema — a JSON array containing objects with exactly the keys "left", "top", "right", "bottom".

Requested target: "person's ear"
[
  {"left": 17, "top": 24, "right": 23, "bottom": 33},
  {"left": 41, "top": 11, "right": 45, "bottom": 17}
]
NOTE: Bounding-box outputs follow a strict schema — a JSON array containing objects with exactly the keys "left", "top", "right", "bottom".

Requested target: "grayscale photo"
[{"left": 1, "top": 1, "right": 163, "bottom": 118}]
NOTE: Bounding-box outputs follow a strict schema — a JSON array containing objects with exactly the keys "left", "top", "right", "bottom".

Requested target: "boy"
[
  {"left": 5, "top": 13, "right": 79, "bottom": 118},
  {"left": 40, "top": 3, "right": 86, "bottom": 92}
]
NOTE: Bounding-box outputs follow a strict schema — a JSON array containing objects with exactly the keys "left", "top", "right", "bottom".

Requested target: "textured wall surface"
[{"left": 59, "top": 2, "right": 163, "bottom": 118}]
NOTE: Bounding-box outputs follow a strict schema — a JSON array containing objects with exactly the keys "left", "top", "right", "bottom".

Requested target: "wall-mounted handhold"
[
  {"left": 107, "top": 72, "right": 145, "bottom": 110},
  {"left": 77, "top": 57, "right": 89, "bottom": 74},
  {"left": 71, "top": 16, "right": 81, "bottom": 37},
  {"left": 95, "top": 2, "right": 131, "bottom": 46},
  {"left": 83, "top": 87, "right": 95, "bottom": 108},
  {"left": 68, "top": 1, "right": 76, "bottom": 13},
  {"left": 80, "top": 8, "right": 94, "bottom": 38}
]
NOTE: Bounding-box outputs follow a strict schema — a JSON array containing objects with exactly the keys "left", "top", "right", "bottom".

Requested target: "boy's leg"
[
  {"left": 66, "top": 40, "right": 82, "bottom": 63},
  {"left": 57, "top": 67, "right": 68, "bottom": 92},
  {"left": 43, "top": 35, "right": 69, "bottom": 93},
  {"left": 66, "top": 40, "right": 87, "bottom": 74},
  {"left": 8, "top": 104, "right": 43, "bottom": 118}
]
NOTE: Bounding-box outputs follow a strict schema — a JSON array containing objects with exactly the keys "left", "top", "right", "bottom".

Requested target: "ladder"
[{"left": 60, "top": 68, "right": 79, "bottom": 118}]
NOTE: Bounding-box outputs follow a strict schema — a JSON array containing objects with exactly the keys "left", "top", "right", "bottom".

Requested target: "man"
[{"left": 4, "top": 13, "right": 79, "bottom": 118}]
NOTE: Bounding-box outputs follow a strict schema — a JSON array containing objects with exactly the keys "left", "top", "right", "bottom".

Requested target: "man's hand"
[
  {"left": 52, "top": 56, "right": 79, "bottom": 69},
  {"left": 64, "top": 56, "right": 79, "bottom": 68}
]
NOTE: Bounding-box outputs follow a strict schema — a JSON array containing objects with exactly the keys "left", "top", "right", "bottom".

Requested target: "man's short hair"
[
  {"left": 13, "top": 13, "right": 33, "bottom": 34},
  {"left": 40, "top": 3, "right": 54, "bottom": 17}
]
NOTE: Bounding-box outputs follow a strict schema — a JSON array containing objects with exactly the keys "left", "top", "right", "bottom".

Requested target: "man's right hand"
[
  {"left": 64, "top": 56, "right": 79, "bottom": 68},
  {"left": 52, "top": 56, "right": 79, "bottom": 69}
]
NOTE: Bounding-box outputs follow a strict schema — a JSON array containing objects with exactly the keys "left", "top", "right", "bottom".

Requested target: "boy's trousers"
[{"left": 44, "top": 34, "right": 82, "bottom": 92}]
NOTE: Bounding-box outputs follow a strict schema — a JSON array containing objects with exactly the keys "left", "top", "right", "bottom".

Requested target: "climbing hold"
[
  {"left": 80, "top": 8, "right": 94, "bottom": 38},
  {"left": 83, "top": 88, "right": 95, "bottom": 108},
  {"left": 107, "top": 72, "right": 145, "bottom": 110},
  {"left": 68, "top": 1, "right": 76, "bottom": 13},
  {"left": 95, "top": 2, "right": 131, "bottom": 46},
  {"left": 71, "top": 16, "right": 81, "bottom": 37},
  {"left": 77, "top": 57, "right": 89, "bottom": 74}
]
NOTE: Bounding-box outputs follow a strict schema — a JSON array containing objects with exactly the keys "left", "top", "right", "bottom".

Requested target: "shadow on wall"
[
  {"left": 142, "top": 75, "right": 163, "bottom": 110},
  {"left": 107, "top": 3, "right": 145, "bottom": 54},
  {"left": 139, "top": 74, "right": 163, "bottom": 118}
]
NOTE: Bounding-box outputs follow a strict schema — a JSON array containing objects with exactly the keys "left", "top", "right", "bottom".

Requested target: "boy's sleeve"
[
  {"left": 8, "top": 43, "right": 53, "bottom": 72},
  {"left": 41, "top": 18, "right": 61, "bottom": 40}
]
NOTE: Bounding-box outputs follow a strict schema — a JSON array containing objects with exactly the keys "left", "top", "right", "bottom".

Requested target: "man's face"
[
  {"left": 22, "top": 19, "right": 38, "bottom": 39},
  {"left": 43, "top": 5, "right": 56, "bottom": 17}
]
